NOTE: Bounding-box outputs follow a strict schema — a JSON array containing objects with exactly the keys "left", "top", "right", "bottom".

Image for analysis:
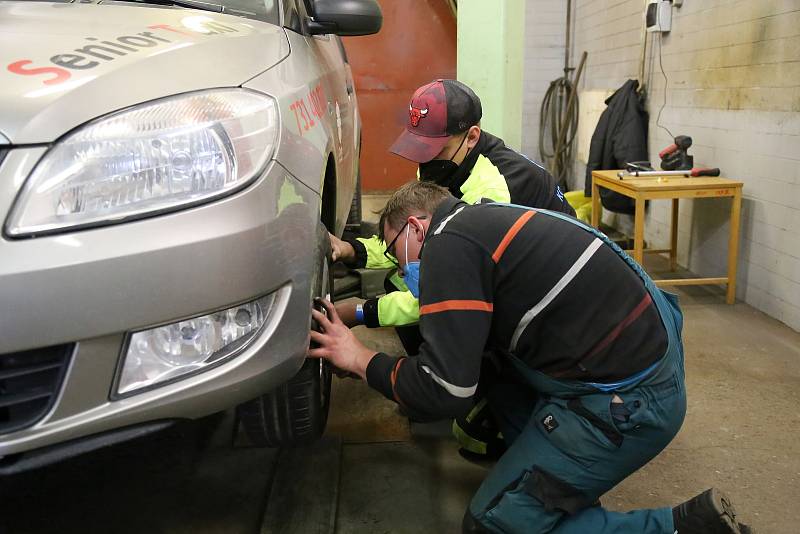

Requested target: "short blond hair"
[{"left": 378, "top": 181, "right": 452, "bottom": 241}]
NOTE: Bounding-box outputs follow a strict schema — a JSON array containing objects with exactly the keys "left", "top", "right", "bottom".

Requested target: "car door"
[
  {"left": 335, "top": 35, "right": 360, "bottom": 183},
  {"left": 299, "top": 0, "right": 356, "bottom": 220},
  {"left": 279, "top": 0, "right": 357, "bottom": 233}
]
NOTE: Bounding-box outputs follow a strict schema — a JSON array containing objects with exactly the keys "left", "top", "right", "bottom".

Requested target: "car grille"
[{"left": 0, "top": 345, "right": 73, "bottom": 435}]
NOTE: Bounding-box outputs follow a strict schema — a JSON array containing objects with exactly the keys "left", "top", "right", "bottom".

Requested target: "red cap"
[{"left": 389, "top": 79, "right": 482, "bottom": 163}]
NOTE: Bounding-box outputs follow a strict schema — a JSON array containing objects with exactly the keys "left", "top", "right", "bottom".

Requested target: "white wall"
[
  {"left": 521, "top": 0, "right": 568, "bottom": 160},
  {"left": 525, "top": 0, "right": 800, "bottom": 331}
]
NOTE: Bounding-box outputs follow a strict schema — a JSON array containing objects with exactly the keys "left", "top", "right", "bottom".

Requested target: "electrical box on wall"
[{"left": 646, "top": 0, "right": 672, "bottom": 33}]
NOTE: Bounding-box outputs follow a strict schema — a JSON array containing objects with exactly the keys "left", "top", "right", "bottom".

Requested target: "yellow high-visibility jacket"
[{"left": 349, "top": 131, "right": 575, "bottom": 328}]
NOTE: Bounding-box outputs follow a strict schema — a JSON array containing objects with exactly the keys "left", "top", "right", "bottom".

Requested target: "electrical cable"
[{"left": 656, "top": 33, "right": 675, "bottom": 139}]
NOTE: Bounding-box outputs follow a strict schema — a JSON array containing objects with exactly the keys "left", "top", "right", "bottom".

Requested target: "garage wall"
[
  {"left": 343, "top": 0, "right": 457, "bottom": 192},
  {"left": 458, "top": 0, "right": 524, "bottom": 151},
  {"left": 521, "top": 0, "right": 568, "bottom": 161},
  {"left": 560, "top": 0, "right": 800, "bottom": 331}
]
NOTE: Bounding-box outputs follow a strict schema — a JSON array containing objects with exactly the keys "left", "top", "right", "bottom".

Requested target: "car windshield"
[
  {"left": 218, "top": 0, "right": 279, "bottom": 23},
  {"left": 13, "top": 0, "right": 280, "bottom": 25}
]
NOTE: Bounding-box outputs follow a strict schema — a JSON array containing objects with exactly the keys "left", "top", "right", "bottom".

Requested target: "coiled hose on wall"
[{"left": 538, "top": 51, "right": 587, "bottom": 191}]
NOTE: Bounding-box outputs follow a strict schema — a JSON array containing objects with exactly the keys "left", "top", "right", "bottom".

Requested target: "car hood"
[{"left": 0, "top": 1, "right": 290, "bottom": 144}]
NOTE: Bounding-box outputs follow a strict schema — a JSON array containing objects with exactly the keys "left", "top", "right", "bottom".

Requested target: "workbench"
[{"left": 590, "top": 170, "right": 744, "bottom": 304}]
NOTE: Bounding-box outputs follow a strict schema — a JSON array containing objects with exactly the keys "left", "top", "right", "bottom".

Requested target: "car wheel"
[{"left": 236, "top": 225, "right": 333, "bottom": 447}]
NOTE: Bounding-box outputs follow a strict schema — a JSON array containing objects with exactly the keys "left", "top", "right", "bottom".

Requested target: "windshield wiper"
[{"left": 109, "top": 0, "right": 226, "bottom": 14}]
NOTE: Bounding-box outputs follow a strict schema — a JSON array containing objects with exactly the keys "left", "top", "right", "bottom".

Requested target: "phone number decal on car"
[{"left": 289, "top": 84, "right": 327, "bottom": 135}]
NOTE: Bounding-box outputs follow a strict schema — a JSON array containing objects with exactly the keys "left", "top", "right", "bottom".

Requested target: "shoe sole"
[{"left": 712, "top": 488, "right": 740, "bottom": 534}]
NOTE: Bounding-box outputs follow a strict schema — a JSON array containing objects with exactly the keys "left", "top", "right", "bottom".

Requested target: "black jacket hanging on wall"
[{"left": 584, "top": 79, "right": 648, "bottom": 214}]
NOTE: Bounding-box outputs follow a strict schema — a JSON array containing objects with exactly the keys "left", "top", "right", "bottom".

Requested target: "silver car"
[{"left": 0, "top": 0, "right": 381, "bottom": 471}]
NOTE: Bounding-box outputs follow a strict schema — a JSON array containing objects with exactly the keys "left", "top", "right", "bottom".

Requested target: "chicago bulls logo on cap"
[{"left": 409, "top": 105, "right": 429, "bottom": 127}]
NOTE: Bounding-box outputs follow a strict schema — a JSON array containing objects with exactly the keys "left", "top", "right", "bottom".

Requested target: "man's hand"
[
  {"left": 335, "top": 300, "right": 363, "bottom": 328},
  {"left": 329, "top": 232, "right": 356, "bottom": 264},
  {"left": 309, "top": 298, "right": 377, "bottom": 379}
]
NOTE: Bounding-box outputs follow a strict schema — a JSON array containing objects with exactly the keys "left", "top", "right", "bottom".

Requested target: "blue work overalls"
[{"left": 468, "top": 209, "right": 687, "bottom": 534}]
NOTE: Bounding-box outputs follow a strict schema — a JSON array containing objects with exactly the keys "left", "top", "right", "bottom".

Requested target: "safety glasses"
[{"left": 383, "top": 216, "right": 427, "bottom": 269}]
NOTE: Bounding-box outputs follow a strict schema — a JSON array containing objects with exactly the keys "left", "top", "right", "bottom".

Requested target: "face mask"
[
  {"left": 418, "top": 132, "right": 469, "bottom": 185},
  {"left": 418, "top": 159, "right": 459, "bottom": 185},
  {"left": 403, "top": 222, "right": 424, "bottom": 299}
]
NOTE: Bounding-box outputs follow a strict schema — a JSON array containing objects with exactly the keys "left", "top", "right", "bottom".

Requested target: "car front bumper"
[{"left": 0, "top": 147, "right": 323, "bottom": 457}]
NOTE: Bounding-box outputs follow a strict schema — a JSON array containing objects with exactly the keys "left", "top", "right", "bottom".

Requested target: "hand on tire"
[
  {"left": 309, "top": 298, "right": 376, "bottom": 380},
  {"left": 329, "top": 233, "right": 355, "bottom": 264}
]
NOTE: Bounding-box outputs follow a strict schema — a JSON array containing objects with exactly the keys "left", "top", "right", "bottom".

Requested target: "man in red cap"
[{"left": 330, "top": 79, "right": 577, "bottom": 457}]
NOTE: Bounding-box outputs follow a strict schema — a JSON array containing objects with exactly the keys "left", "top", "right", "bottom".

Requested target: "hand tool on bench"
[
  {"left": 659, "top": 135, "right": 693, "bottom": 170},
  {"left": 617, "top": 168, "right": 721, "bottom": 179}
]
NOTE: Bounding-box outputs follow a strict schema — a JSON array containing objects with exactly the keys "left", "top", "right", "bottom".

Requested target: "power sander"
[{"left": 659, "top": 135, "right": 694, "bottom": 170}]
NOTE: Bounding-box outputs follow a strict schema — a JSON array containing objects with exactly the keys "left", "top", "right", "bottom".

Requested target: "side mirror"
[{"left": 306, "top": 0, "right": 383, "bottom": 36}]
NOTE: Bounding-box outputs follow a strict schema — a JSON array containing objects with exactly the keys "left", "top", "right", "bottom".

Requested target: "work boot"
[{"left": 672, "top": 488, "right": 741, "bottom": 533}]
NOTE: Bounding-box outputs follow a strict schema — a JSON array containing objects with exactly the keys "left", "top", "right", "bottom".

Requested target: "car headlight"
[
  {"left": 6, "top": 89, "right": 278, "bottom": 237},
  {"left": 116, "top": 290, "right": 284, "bottom": 397}
]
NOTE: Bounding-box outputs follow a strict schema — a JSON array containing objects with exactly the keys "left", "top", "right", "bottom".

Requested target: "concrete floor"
[
  {"left": 328, "top": 271, "right": 799, "bottom": 533},
  {"left": 0, "top": 414, "right": 279, "bottom": 534}
]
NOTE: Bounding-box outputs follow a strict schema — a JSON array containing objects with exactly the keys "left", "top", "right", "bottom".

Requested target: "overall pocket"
[
  {"left": 608, "top": 392, "right": 649, "bottom": 433},
  {"left": 482, "top": 466, "right": 595, "bottom": 532},
  {"left": 531, "top": 395, "right": 621, "bottom": 469}
]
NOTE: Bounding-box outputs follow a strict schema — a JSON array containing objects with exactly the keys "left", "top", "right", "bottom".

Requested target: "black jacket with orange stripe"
[{"left": 365, "top": 197, "right": 668, "bottom": 420}]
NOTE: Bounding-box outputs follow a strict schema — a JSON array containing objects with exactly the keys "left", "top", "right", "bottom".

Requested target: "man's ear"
[
  {"left": 466, "top": 125, "right": 481, "bottom": 149},
  {"left": 409, "top": 216, "right": 427, "bottom": 242}
]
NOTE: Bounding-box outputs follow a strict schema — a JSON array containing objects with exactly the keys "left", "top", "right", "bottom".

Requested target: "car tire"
[{"left": 236, "top": 224, "right": 333, "bottom": 448}]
